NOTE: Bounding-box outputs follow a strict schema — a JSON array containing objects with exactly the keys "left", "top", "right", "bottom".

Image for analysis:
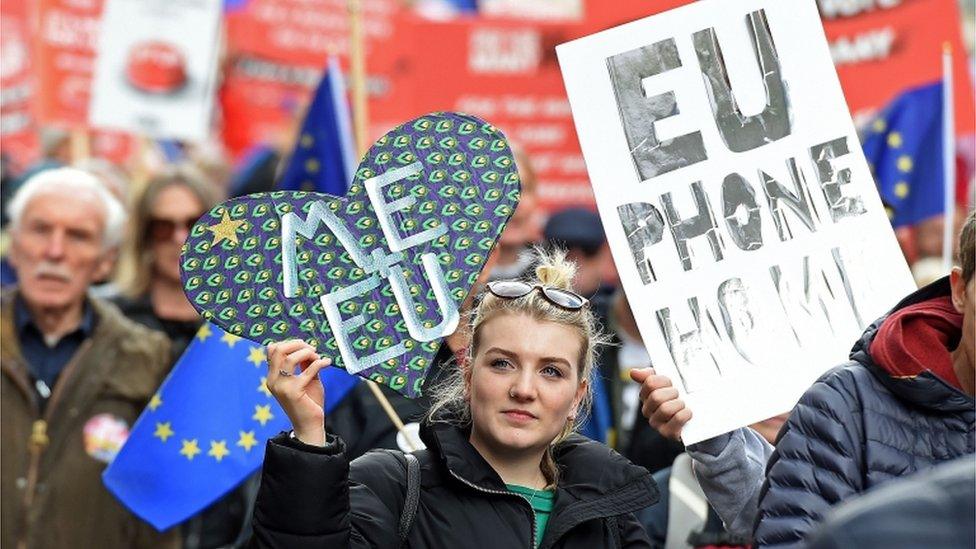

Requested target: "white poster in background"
[
  {"left": 89, "top": 0, "right": 221, "bottom": 141},
  {"left": 557, "top": 0, "right": 915, "bottom": 444}
]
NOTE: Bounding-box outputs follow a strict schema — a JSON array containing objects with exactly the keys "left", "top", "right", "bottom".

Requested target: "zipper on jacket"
[
  {"left": 448, "top": 470, "right": 538, "bottom": 549},
  {"left": 24, "top": 420, "right": 47, "bottom": 509}
]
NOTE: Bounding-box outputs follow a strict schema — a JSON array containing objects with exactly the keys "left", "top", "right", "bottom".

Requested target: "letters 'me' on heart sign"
[{"left": 180, "top": 112, "right": 520, "bottom": 397}]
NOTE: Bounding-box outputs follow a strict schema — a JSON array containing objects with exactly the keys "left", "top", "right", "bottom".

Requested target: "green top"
[{"left": 506, "top": 484, "right": 556, "bottom": 548}]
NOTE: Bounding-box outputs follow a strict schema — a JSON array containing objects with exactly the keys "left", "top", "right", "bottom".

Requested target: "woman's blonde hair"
[
  {"left": 426, "top": 247, "right": 608, "bottom": 487},
  {"left": 115, "top": 164, "right": 219, "bottom": 297}
]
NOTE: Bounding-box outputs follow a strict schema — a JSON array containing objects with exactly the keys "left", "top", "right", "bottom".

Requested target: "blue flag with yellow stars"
[
  {"left": 277, "top": 56, "right": 357, "bottom": 195},
  {"left": 861, "top": 81, "right": 945, "bottom": 228},
  {"left": 102, "top": 323, "right": 358, "bottom": 531}
]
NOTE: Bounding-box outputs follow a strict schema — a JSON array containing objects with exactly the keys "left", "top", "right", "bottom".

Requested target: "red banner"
[
  {"left": 219, "top": 1, "right": 974, "bottom": 206},
  {"left": 584, "top": 0, "right": 974, "bottom": 133},
  {"left": 221, "top": 0, "right": 400, "bottom": 159},
  {"left": 33, "top": 0, "right": 102, "bottom": 127},
  {"left": 371, "top": 17, "right": 596, "bottom": 210},
  {"left": 824, "top": 0, "right": 974, "bottom": 133},
  {"left": 1, "top": 0, "right": 39, "bottom": 170}
]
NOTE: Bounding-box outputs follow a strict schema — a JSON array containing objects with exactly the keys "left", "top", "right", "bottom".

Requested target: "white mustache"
[{"left": 33, "top": 262, "right": 73, "bottom": 282}]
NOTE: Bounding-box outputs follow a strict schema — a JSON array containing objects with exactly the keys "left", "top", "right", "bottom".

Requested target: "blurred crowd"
[{"left": 0, "top": 127, "right": 972, "bottom": 549}]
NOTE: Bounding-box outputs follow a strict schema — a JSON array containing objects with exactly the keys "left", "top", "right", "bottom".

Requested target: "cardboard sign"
[
  {"left": 88, "top": 0, "right": 221, "bottom": 141},
  {"left": 557, "top": 0, "right": 915, "bottom": 443},
  {"left": 181, "top": 112, "right": 520, "bottom": 398}
]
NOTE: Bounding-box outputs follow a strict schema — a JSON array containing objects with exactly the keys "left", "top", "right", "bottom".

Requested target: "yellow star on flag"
[
  {"left": 207, "top": 211, "right": 245, "bottom": 247},
  {"left": 305, "top": 159, "right": 320, "bottom": 173},
  {"left": 247, "top": 346, "right": 267, "bottom": 367},
  {"left": 258, "top": 377, "right": 272, "bottom": 398},
  {"left": 148, "top": 393, "right": 163, "bottom": 411},
  {"left": 300, "top": 133, "right": 314, "bottom": 148},
  {"left": 237, "top": 430, "right": 258, "bottom": 452},
  {"left": 253, "top": 404, "right": 274, "bottom": 426},
  {"left": 196, "top": 323, "right": 213, "bottom": 342},
  {"left": 221, "top": 332, "right": 242, "bottom": 348},
  {"left": 208, "top": 440, "right": 230, "bottom": 462},
  {"left": 887, "top": 132, "right": 903, "bottom": 148},
  {"left": 897, "top": 155, "right": 913, "bottom": 173},
  {"left": 894, "top": 182, "right": 910, "bottom": 198},
  {"left": 154, "top": 422, "right": 174, "bottom": 443},
  {"left": 872, "top": 118, "right": 886, "bottom": 133},
  {"left": 180, "top": 439, "right": 201, "bottom": 460}
]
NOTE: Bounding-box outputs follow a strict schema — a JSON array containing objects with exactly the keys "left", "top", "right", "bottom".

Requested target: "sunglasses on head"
[
  {"left": 146, "top": 217, "right": 198, "bottom": 242},
  {"left": 485, "top": 280, "right": 590, "bottom": 311}
]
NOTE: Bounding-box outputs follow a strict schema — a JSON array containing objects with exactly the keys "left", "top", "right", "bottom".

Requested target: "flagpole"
[
  {"left": 942, "top": 42, "right": 956, "bottom": 272},
  {"left": 347, "top": 0, "right": 417, "bottom": 452},
  {"left": 348, "top": 0, "right": 369, "bottom": 154},
  {"left": 70, "top": 128, "right": 90, "bottom": 164}
]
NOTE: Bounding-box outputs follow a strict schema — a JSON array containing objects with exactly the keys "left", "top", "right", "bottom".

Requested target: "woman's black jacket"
[{"left": 250, "top": 420, "right": 659, "bottom": 548}]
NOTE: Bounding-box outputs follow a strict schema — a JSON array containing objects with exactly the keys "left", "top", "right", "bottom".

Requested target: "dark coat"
[
  {"left": 754, "top": 278, "right": 975, "bottom": 548},
  {"left": 251, "top": 420, "right": 659, "bottom": 548},
  {"left": 0, "top": 290, "right": 179, "bottom": 548}
]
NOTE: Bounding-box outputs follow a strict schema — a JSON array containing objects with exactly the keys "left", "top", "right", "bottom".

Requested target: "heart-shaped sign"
[{"left": 180, "top": 112, "right": 520, "bottom": 397}]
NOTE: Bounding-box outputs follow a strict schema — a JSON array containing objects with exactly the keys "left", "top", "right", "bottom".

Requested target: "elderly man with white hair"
[{"left": 1, "top": 167, "right": 178, "bottom": 548}]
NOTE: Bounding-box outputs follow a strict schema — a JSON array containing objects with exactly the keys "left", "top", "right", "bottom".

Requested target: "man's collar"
[{"left": 14, "top": 294, "right": 96, "bottom": 340}]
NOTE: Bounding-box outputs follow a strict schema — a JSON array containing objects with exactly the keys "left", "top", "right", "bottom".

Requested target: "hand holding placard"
[{"left": 180, "top": 112, "right": 520, "bottom": 397}]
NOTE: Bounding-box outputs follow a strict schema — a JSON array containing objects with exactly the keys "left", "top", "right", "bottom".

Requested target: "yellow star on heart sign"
[{"left": 207, "top": 211, "right": 245, "bottom": 247}]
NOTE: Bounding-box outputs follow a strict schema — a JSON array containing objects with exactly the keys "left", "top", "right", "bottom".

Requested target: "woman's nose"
[{"left": 509, "top": 371, "right": 537, "bottom": 401}]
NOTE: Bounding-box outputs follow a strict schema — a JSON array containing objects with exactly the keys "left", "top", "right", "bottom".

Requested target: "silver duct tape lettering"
[
  {"left": 607, "top": 39, "right": 707, "bottom": 181},
  {"left": 366, "top": 161, "right": 447, "bottom": 252},
  {"left": 661, "top": 181, "right": 726, "bottom": 271},
  {"left": 321, "top": 275, "right": 408, "bottom": 375},
  {"left": 721, "top": 173, "right": 763, "bottom": 251},
  {"left": 693, "top": 9, "right": 791, "bottom": 153},
  {"left": 809, "top": 136, "right": 866, "bottom": 222},
  {"left": 761, "top": 157, "right": 820, "bottom": 241},
  {"left": 618, "top": 202, "right": 666, "bottom": 285},
  {"left": 387, "top": 253, "right": 460, "bottom": 342}
]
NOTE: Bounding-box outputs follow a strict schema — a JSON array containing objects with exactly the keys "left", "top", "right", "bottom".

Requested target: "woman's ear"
[
  {"left": 572, "top": 378, "right": 588, "bottom": 413},
  {"left": 462, "top": 359, "right": 473, "bottom": 400}
]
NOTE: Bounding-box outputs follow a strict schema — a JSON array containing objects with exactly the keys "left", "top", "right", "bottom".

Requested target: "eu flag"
[
  {"left": 277, "top": 56, "right": 357, "bottom": 195},
  {"left": 861, "top": 81, "right": 945, "bottom": 228},
  {"left": 103, "top": 324, "right": 358, "bottom": 531}
]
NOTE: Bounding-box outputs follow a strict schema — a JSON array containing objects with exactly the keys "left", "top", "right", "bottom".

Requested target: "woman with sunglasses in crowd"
[
  {"left": 254, "top": 248, "right": 658, "bottom": 548},
  {"left": 114, "top": 167, "right": 261, "bottom": 548},
  {"left": 113, "top": 165, "right": 218, "bottom": 358}
]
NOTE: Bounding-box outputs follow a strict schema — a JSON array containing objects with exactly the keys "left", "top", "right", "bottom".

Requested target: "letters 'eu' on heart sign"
[{"left": 180, "top": 112, "right": 520, "bottom": 397}]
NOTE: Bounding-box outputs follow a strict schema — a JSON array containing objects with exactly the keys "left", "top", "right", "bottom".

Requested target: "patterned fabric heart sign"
[{"left": 180, "top": 112, "right": 520, "bottom": 397}]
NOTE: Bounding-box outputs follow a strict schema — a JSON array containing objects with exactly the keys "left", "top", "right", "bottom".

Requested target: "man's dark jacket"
[
  {"left": 250, "top": 420, "right": 659, "bottom": 548},
  {"left": 1, "top": 290, "right": 178, "bottom": 548},
  {"left": 754, "top": 278, "right": 975, "bottom": 547}
]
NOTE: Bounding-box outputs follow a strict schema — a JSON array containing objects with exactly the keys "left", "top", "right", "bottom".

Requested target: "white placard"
[
  {"left": 89, "top": 0, "right": 221, "bottom": 141},
  {"left": 557, "top": 0, "right": 914, "bottom": 443}
]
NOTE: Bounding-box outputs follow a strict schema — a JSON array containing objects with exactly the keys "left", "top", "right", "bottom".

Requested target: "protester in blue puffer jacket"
[
  {"left": 633, "top": 210, "right": 976, "bottom": 549},
  {"left": 753, "top": 210, "right": 976, "bottom": 547}
]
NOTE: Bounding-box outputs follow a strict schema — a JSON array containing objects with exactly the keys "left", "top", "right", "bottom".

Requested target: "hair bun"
[{"left": 533, "top": 247, "right": 576, "bottom": 290}]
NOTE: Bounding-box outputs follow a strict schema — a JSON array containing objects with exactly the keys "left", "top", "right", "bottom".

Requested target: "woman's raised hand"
[
  {"left": 630, "top": 367, "right": 692, "bottom": 441},
  {"left": 266, "top": 340, "right": 333, "bottom": 446}
]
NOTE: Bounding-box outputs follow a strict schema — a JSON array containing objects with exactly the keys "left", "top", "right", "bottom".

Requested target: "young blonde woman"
[{"left": 254, "top": 249, "right": 658, "bottom": 548}]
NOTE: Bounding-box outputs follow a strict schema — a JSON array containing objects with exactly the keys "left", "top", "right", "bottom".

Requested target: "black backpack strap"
[{"left": 397, "top": 452, "right": 421, "bottom": 547}]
